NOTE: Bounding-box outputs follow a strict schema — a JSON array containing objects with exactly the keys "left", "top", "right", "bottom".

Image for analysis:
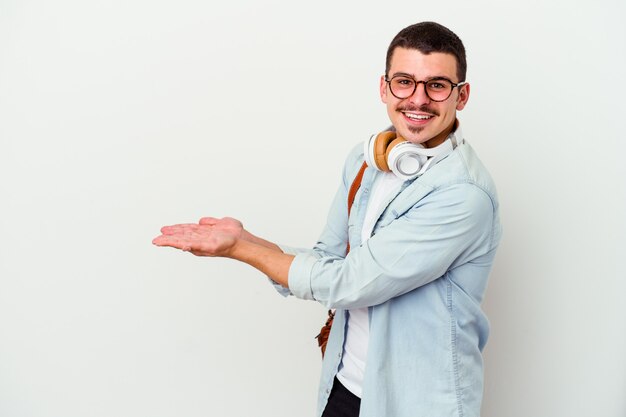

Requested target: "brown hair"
[{"left": 386, "top": 22, "right": 467, "bottom": 82}]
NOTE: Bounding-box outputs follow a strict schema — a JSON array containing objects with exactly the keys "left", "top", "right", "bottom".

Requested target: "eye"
[
  {"left": 426, "top": 79, "right": 451, "bottom": 90},
  {"left": 392, "top": 77, "right": 415, "bottom": 89}
]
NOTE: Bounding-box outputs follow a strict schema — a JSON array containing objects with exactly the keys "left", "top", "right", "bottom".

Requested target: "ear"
[
  {"left": 380, "top": 75, "right": 389, "bottom": 103},
  {"left": 456, "top": 83, "right": 470, "bottom": 111}
]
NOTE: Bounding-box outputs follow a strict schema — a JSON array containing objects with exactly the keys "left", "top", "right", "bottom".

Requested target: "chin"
[{"left": 401, "top": 129, "right": 429, "bottom": 144}]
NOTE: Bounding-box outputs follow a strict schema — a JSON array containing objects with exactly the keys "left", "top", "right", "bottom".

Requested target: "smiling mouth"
[{"left": 402, "top": 111, "right": 434, "bottom": 121}]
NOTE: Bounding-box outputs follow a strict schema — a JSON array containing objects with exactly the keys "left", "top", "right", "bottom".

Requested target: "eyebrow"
[{"left": 390, "top": 72, "right": 454, "bottom": 81}]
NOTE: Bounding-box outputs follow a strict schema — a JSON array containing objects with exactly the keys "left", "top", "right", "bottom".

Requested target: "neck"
[{"left": 423, "top": 119, "right": 457, "bottom": 148}]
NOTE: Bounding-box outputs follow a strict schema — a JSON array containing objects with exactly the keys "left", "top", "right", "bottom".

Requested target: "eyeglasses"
[{"left": 384, "top": 75, "right": 466, "bottom": 102}]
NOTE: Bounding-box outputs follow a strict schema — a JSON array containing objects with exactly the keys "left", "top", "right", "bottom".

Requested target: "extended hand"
[
  {"left": 152, "top": 216, "right": 293, "bottom": 287},
  {"left": 152, "top": 217, "right": 243, "bottom": 257}
]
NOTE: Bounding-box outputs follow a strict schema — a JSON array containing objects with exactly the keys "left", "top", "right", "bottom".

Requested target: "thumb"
[{"left": 199, "top": 216, "right": 219, "bottom": 225}]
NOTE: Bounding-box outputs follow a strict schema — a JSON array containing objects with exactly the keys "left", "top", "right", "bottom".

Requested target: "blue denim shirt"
[{"left": 278, "top": 136, "right": 501, "bottom": 417}]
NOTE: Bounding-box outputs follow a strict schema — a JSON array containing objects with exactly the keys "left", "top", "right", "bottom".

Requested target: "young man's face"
[{"left": 380, "top": 47, "right": 470, "bottom": 147}]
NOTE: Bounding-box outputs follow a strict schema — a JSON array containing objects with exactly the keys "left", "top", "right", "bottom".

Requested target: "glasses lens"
[
  {"left": 389, "top": 76, "right": 416, "bottom": 98},
  {"left": 425, "top": 79, "right": 453, "bottom": 101}
]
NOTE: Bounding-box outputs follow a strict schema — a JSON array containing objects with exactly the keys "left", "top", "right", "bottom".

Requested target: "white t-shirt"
[{"left": 336, "top": 171, "right": 405, "bottom": 398}]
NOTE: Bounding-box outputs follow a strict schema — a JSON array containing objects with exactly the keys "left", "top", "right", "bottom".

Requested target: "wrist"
[{"left": 241, "top": 229, "right": 255, "bottom": 242}]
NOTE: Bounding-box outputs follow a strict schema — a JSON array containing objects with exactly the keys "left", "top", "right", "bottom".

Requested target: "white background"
[{"left": 1, "top": 1, "right": 625, "bottom": 416}]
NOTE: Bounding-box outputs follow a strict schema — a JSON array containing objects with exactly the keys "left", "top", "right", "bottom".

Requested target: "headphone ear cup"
[
  {"left": 387, "top": 141, "right": 429, "bottom": 180},
  {"left": 385, "top": 137, "right": 407, "bottom": 162},
  {"left": 372, "top": 131, "right": 397, "bottom": 171}
]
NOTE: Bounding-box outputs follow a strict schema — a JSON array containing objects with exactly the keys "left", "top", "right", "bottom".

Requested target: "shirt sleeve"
[
  {"left": 287, "top": 182, "right": 497, "bottom": 309},
  {"left": 266, "top": 244, "right": 319, "bottom": 297}
]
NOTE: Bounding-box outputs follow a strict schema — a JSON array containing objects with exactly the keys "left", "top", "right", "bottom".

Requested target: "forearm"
[
  {"left": 241, "top": 229, "right": 283, "bottom": 253},
  {"left": 227, "top": 238, "right": 294, "bottom": 288}
]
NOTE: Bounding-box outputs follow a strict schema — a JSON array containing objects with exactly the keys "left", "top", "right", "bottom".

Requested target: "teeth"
[{"left": 405, "top": 113, "right": 432, "bottom": 120}]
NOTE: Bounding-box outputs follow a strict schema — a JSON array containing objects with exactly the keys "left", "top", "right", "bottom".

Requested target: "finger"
[
  {"left": 160, "top": 223, "right": 200, "bottom": 234},
  {"left": 160, "top": 223, "right": 193, "bottom": 234},
  {"left": 152, "top": 235, "right": 190, "bottom": 250},
  {"left": 198, "top": 217, "right": 219, "bottom": 225},
  {"left": 153, "top": 236, "right": 211, "bottom": 257},
  {"left": 152, "top": 235, "right": 172, "bottom": 246}
]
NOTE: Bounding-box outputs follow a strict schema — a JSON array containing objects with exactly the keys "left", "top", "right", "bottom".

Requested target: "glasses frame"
[{"left": 384, "top": 74, "right": 467, "bottom": 102}]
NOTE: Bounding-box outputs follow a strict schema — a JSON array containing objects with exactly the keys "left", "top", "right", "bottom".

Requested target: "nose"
[{"left": 407, "top": 81, "right": 431, "bottom": 106}]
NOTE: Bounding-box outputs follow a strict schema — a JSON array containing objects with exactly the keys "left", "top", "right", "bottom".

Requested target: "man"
[{"left": 153, "top": 21, "right": 501, "bottom": 417}]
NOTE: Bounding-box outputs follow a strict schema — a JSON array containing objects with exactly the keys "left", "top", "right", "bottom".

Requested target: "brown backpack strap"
[{"left": 348, "top": 162, "right": 368, "bottom": 216}]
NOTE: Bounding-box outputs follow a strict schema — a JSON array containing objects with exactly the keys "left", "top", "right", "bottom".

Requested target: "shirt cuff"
[
  {"left": 267, "top": 278, "right": 292, "bottom": 297},
  {"left": 267, "top": 244, "right": 315, "bottom": 297},
  {"left": 287, "top": 252, "right": 318, "bottom": 301}
]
